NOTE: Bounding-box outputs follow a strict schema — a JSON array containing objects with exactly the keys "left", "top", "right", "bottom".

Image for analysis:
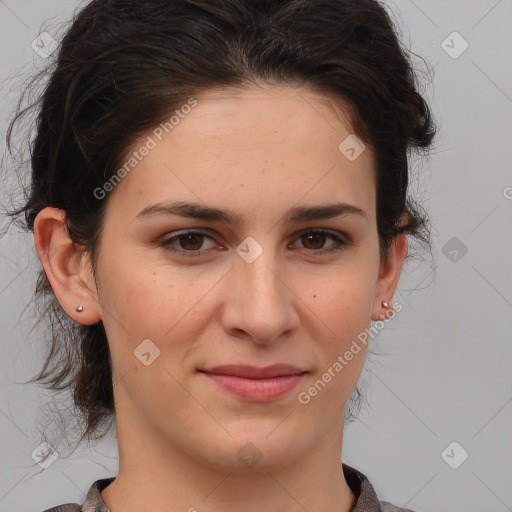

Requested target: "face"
[{"left": 50, "top": 84, "right": 404, "bottom": 472}]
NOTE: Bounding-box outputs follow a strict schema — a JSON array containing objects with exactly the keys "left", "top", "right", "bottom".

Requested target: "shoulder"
[
  {"left": 40, "top": 505, "right": 81, "bottom": 512},
  {"left": 342, "top": 462, "right": 420, "bottom": 512},
  {"left": 38, "top": 475, "right": 115, "bottom": 512},
  {"left": 380, "top": 501, "right": 419, "bottom": 512}
]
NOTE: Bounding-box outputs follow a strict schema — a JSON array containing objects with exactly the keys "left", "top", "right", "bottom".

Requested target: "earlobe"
[
  {"left": 371, "top": 234, "right": 407, "bottom": 322},
  {"left": 33, "top": 207, "right": 102, "bottom": 326}
]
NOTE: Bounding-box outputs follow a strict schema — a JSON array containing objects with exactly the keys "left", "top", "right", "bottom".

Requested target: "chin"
[{"left": 201, "top": 430, "right": 307, "bottom": 474}]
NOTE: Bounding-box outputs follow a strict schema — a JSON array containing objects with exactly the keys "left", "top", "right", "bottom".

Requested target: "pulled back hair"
[{"left": 3, "top": 0, "right": 436, "bottom": 459}]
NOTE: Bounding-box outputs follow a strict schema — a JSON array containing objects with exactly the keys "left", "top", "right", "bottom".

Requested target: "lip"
[
  {"left": 198, "top": 364, "right": 307, "bottom": 402},
  {"left": 200, "top": 364, "right": 306, "bottom": 378}
]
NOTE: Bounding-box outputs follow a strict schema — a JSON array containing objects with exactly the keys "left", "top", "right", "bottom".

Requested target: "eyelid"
[
  {"left": 289, "top": 229, "right": 351, "bottom": 250},
  {"left": 289, "top": 227, "right": 350, "bottom": 243},
  {"left": 161, "top": 228, "right": 215, "bottom": 253}
]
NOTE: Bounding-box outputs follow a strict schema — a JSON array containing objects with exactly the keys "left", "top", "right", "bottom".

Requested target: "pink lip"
[
  {"left": 198, "top": 364, "right": 307, "bottom": 402},
  {"left": 201, "top": 364, "right": 306, "bottom": 378}
]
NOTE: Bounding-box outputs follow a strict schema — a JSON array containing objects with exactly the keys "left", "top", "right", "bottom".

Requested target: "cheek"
[
  {"left": 99, "top": 258, "right": 219, "bottom": 357},
  {"left": 306, "top": 268, "right": 375, "bottom": 336},
  {"left": 299, "top": 281, "right": 372, "bottom": 412},
  {"left": 300, "top": 267, "right": 375, "bottom": 391}
]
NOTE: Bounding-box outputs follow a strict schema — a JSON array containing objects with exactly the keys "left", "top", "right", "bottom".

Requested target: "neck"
[{"left": 101, "top": 413, "right": 356, "bottom": 512}]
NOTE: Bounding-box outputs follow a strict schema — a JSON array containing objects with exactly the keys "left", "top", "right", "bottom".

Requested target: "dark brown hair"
[{"left": 3, "top": 0, "right": 436, "bottom": 461}]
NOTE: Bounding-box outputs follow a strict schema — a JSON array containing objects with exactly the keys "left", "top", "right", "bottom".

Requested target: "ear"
[
  {"left": 33, "top": 207, "right": 102, "bottom": 325},
  {"left": 371, "top": 234, "right": 407, "bottom": 321}
]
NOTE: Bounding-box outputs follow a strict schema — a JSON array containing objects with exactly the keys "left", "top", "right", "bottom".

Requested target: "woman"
[{"left": 5, "top": 0, "right": 436, "bottom": 510}]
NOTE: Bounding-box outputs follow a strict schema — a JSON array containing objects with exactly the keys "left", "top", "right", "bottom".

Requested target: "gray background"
[{"left": 1, "top": 1, "right": 511, "bottom": 511}]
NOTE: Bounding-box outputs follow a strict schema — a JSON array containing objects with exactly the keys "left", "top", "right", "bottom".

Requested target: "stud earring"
[
  {"left": 381, "top": 301, "right": 389, "bottom": 308},
  {"left": 76, "top": 305, "right": 84, "bottom": 312}
]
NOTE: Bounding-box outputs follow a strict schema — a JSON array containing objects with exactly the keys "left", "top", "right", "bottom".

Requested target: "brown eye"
[
  {"left": 301, "top": 232, "right": 327, "bottom": 250},
  {"left": 177, "top": 233, "right": 205, "bottom": 251},
  {"left": 292, "top": 229, "right": 351, "bottom": 256},
  {"left": 161, "top": 230, "right": 217, "bottom": 256}
]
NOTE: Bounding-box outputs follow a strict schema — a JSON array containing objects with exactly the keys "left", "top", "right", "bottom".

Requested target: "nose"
[{"left": 219, "top": 243, "right": 300, "bottom": 345}]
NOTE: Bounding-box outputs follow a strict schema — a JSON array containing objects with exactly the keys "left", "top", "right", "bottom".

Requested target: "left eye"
[
  {"left": 160, "top": 229, "right": 350, "bottom": 257},
  {"left": 292, "top": 230, "right": 348, "bottom": 253}
]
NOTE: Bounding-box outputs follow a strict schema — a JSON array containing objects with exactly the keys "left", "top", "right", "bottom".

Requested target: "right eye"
[{"left": 160, "top": 229, "right": 220, "bottom": 257}]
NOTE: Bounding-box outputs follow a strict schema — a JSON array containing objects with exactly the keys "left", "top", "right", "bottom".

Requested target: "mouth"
[
  {"left": 197, "top": 364, "right": 308, "bottom": 402},
  {"left": 199, "top": 364, "right": 307, "bottom": 379}
]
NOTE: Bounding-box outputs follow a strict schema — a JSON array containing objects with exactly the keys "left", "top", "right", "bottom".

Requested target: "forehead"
[
  {"left": 175, "top": 84, "right": 360, "bottom": 148},
  {"left": 105, "top": 84, "right": 376, "bottom": 224}
]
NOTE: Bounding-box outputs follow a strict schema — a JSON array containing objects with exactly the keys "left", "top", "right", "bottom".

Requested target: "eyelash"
[{"left": 160, "top": 229, "right": 351, "bottom": 258}]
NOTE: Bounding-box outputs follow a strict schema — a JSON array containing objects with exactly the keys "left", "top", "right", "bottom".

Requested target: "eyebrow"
[{"left": 131, "top": 200, "right": 368, "bottom": 224}]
